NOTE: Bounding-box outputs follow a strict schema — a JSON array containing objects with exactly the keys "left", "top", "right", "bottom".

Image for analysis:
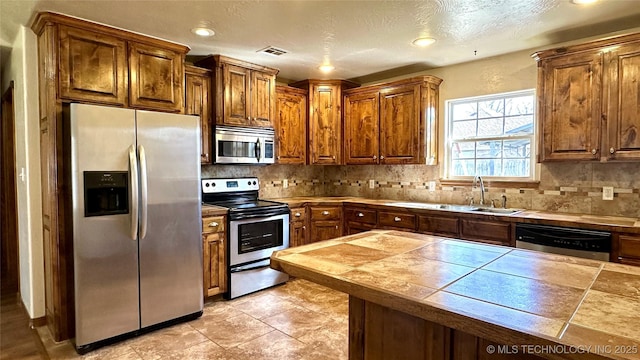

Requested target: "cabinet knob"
[
  {"left": 335, "top": 225, "right": 339, "bottom": 229},
  {"left": 357, "top": 212, "right": 364, "bottom": 217},
  {"left": 322, "top": 211, "right": 330, "bottom": 215},
  {"left": 302, "top": 225, "right": 306, "bottom": 229},
  {"left": 277, "top": 156, "right": 281, "bottom": 159},
  {"left": 332, "top": 156, "right": 336, "bottom": 160},
  {"left": 380, "top": 155, "right": 385, "bottom": 160},
  {"left": 373, "top": 155, "right": 377, "bottom": 160},
  {"left": 610, "top": 147, "right": 615, "bottom": 154},
  {"left": 394, "top": 216, "right": 401, "bottom": 222},
  {"left": 208, "top": 222, "right": 219, "bottom": 227},
  {"left": 294, "top": 212, "right": 301, "bottom": 217},
  {"left": 591, "top": 149, "right": 597, "bottom": 155}
]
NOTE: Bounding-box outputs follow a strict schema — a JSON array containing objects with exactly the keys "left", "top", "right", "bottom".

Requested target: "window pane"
[
  {"left": 476, "top": 159, "right": 502, "bottom": 176},
  {"left": 504, "top": 115, "right": 534, "bottom": 134},
  {"left": 452, "top": 103, "right": 477, "bottom": 121},
  {"left": 505, "top": 96, "right": 534, "bottom": 116},
  {"left": 451, "top": 159, "right": 475, "bottom": 176},
  {"left": 504, "top": 139, "right": 530, "bottom": 158},
  {"left": 451, "top": 120, "right": 477, "bottom": 139},
  {"left": 503, "top": 159, "right": 530, "bottom": 177},
  {"left": 477, "top": 118, "right": 504, "bottom": 137},
  {"left": 451, "top": 142, "right": 475, "bottom": 159},
  {"left": 476, "top": 141, "right": 502, "bottom": 159},
  {"left": 478, "top": 99, "right": 504, "bottom": 118}
]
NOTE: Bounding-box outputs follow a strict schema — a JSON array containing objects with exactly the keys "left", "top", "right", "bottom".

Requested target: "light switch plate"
[
  {"left": 369, "top": 179, "right": 375, "bottom": 189},
  {"left": 428, "top": 181, "right": 436, "bottom": 192},
  {"left": 602, "top": 186, "right": 614, "bottom": 200},
  {"left": 283, "top": 179, "right": 288, "bottom": 189}
]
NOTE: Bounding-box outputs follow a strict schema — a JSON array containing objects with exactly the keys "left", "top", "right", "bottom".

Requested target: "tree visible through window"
[{"left": 445, "top": 90, "right": 535, "bottom": 180}]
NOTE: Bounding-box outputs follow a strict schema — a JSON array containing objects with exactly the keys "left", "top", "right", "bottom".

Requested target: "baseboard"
[{"left": 17, "top": 293, "right": 47, "bottom": 328}]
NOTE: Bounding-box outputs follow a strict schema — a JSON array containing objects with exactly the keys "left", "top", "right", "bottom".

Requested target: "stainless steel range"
[{"left": 202, "top": 177, "right": 290, "bottom": 299}]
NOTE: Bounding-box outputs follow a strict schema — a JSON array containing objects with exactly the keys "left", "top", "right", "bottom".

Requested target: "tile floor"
[{"left": 38, "top": 279, "right": 349, "bottom": 359}]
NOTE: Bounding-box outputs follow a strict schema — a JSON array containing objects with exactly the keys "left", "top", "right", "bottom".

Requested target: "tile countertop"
[
  {"left": 268, "top": 196, "right": 640, "bottom": 233},
  {"left": 201, "top": 204, "right": 228, "bottom": 217},
  {"left": 271, "top": 230, "right": 640, "bottom": 360}
]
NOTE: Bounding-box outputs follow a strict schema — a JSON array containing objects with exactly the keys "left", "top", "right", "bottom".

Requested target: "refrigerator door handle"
[
  {"left": 128, "top": 145, "right": 139, "bottom": 241},
  {"left": 138, "top": 145, "right": 149, "bottom": 239}
]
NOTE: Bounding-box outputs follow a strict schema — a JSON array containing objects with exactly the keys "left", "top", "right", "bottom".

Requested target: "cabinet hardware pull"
[
  {"left": 591, "top": 149, "right": 597, "bottom": 155},
  {"left": 610, "top": 147, "right": 615, "bottom": 154},
  {"left": 373, "top": 155, "right": 377, "bottom": 160},
  {"left": 277, "top": 156, "right": 281, "bottom": 159},
  {"left": 357, "top": 213, "right": 364, "bottom": 217},
  {"left": 332, "top": 156, "right": 336, "bottom": 160},
  {"left": 294, "top": 212, "right": 301, "bottom": 217},
  {"left": 380, "top": 155, "right": 385, "bottom": 160},
  {"left": 322, "top": 211, "right": 330, "bottom": 215},
  {"left": 394, "top": 216, "right": 401, "bottom": 222},
  {"left": 335, "top": 225, "right": 338, "bottom": 229},
  {"left": 302, "top": 225, "right": 306, "bottom": 229},
  {"left": 209, "top": 222, "right": 219, "bottom": 227}
]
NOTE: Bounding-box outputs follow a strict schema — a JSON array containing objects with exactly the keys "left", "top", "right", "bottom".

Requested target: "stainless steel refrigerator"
[{"left": 70, "top": 103, "right": 203, "bottom": 353}]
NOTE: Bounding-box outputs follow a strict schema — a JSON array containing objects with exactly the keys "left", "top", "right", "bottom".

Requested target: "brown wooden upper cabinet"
[
  {"left": 343, "top": 76, "right": 442, "bottom": 165},
  {"left": 195, "top": 55, "right": 278, "bottom": 128},
  {"left": 533, "top": 32, "right": 640, "bottom": 162},
  {"left": 129, "top": 42, "right": 184, "bottom": 112},
  {"left": 290, "top": 80, "right": 359, "bottom": 165},
  {"left": 185, "top": 65, "right": 212, "bottom": 164},
  {"left": 58, "top": 25, "right": 127, "bottom": 106},
  {"left": 275, "top": 86, "right": 308, "bottom": 164}
]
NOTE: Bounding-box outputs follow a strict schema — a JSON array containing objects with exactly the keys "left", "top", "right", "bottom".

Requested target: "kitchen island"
[{"left": 270, "top": 230, "right": 640, "bottom": 360}]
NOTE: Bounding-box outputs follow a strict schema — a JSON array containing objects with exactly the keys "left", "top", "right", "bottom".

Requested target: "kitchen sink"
[
  {"left": 471, "top": 207, "right": 524, "bottom": 215},
  {"left": 387, "top": 202, "right": 523, "bottom": 215}
]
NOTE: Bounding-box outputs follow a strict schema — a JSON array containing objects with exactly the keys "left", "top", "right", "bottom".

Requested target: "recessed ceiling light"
[
  {"left": 191, "top": 27, "right": 215, "bottom": 37},
  {"left": 571, "top": 0, "right": 598, "bottom": 4},
  {"left": 412, "top": 37, "right": 436, "bottom": 47},
  {"left": 318, "top": 64, "right": 335, "bottom": 73}
]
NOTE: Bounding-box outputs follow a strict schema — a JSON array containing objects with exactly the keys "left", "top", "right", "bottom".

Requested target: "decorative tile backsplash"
[{"left": 201, "top": 162, "right": 640, "bottom": 217}]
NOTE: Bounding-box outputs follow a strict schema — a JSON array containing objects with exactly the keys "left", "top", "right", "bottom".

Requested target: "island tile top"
[{"left": 271, "top": 230, "right": 640, "bottom": 360}]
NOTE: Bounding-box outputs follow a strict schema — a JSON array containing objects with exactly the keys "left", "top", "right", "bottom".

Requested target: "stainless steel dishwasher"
[{"left": 515, "top": 223, "right": 611, "bottom": 261}]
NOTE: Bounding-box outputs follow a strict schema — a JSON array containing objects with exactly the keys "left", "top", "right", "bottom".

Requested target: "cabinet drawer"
[
  {"left": 460, "top": 219, "right": 511, "bottom": 245},
  {"left": 310, "top": 206, "right": 342, "bottom": 220},
  {"left": 619, "top": 235, "right": 640, "bottom": 259},
  {"left": 344, "top": 207, "right": 377, "bottom": 225},
  {"left": 290, "top": 207, "right": 306, "bottom": 221},
  {"left": 202, "top": 216, "right": 225, "bottom": 234},
  {"left": 378, "top": 211, "right": 416, "bottom": 230},
  {"left": 418, "top": 215, "right": 459, "bottom": 237}
]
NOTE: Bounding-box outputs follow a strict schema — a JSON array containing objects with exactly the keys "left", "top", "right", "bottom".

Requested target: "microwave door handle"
[
  {"left": 255, "top": 138, "right": 261, "bottom": 161},
  {"left": 128, "top": 145, "right": 139, "bottom": 241}
]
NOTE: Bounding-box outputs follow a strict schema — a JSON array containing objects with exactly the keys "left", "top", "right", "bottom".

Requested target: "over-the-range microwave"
[{"left": 214, "top": 125, "right": 275, "bottom": 164}]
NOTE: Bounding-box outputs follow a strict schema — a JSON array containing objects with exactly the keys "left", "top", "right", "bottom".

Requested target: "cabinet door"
[
  {"left": 291, "top": 221, "right": 307, "bottom": 247},
  {"left": 129, "top": 42, "right": 183, "bottom": 112},
  {"left": 606, "top": 42, "right": 640, "bottom": 160},
  {"left": 59, "top": 25, "right": 127, "bottom": 105},
  {"left": 378, "top": 210, "right": 416, "bottom": 231},
  {"left": 251, "top": 71, "right": 276, "bottom": 127},
  {"left": 222, "top": 64, "right": 251, "bottom": 126},
  {"left": 185, "top": 70, "right": 212, "bottom": 164},
  {"left": 275, "top": 87, "right": 307, "bottom": 164},
  {"left": 344, "top": 91, "right": 379, "bottom": 164},
  {"left": 460, "top": 219, "right": 511, "bottom": 246},
  {"left": 418, "top": 215, "right": 459, "bottom": 237},
  {"left": 539, "top": 51, "right": 603, "bottom": 161},
  {"left": 202, "top": 216, "right": 226, "bottom": 297},
  {"left": 310, "top": 84, "right": 341, "bottom": 164},
  {"left": 379, "top": 84, "right": 422, "bottom": 164},
  {"left": 310, "top": 221, "right": 342, "bottom": 242}
]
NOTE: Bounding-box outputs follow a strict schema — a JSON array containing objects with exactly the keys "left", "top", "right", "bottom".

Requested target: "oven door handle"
[{"left": 230, "top": 262, "right": 270, "bottom": 273}]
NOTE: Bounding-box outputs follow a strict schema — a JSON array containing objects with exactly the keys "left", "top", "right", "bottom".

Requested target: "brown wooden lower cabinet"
[
  {"left": 290, "top": 207, "right": 308, "bottom": 247},
  {"left": 615, "top": 234, "right": 640, "bottom": 266},
  {"left": 377, "top": 210, "right": 416, "bottom": 231},
  {"left": 344, "top": 206, "right": 377, "bottom": 235},
  {"left": 202, "top": 215, "right": 227, "bottom": 297},
  {"left": 418, "top": 214, "right": 459, "bottom": 237},
  {"left": 309, "top": 205, "right": 343, "bottom": 242},
  {"left": 460, "top": 218, "right": 512, "bottom": 246},
  {"left": 349, "top": 296, "right": 545, "bottom": 360}
]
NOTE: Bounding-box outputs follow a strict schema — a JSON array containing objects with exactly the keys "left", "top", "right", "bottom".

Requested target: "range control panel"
[{"left": 202, "top": 177, "right": 259, "bottom": 194}]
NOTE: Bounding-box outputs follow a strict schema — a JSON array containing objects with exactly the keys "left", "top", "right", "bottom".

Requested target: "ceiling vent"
[{"left": 257, "top": 46, "right": 288, "bottom": 56}]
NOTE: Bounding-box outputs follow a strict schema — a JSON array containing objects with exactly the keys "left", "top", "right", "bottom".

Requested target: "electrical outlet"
[
  {"left": 283, "top": 179, "right": 288, "bottom": 189},
  {"left": 369, "top": 179, "right": 375, "bottom": 189},
  {"left": 602, "top": 186, "right": 614, "bottom": 200},
  {"left": 428, "top": 181, "right": 436, "bottom": 192}
]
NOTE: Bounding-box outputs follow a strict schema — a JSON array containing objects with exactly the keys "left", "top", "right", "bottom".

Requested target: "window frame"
[{"left": 443, "top": 89, "right": 537, "bottom": 182}]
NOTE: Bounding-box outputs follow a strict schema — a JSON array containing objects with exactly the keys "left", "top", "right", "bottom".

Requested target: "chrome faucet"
[{"left": 473, "top": 175, "right": 485, "bottom": 206}]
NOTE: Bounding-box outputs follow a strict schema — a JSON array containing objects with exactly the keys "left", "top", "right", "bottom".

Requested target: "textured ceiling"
[{"left": 2, "top": 0, "right": 640, "bottom": 83}]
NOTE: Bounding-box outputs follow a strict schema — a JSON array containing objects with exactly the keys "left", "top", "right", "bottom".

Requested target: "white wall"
[{"left": 1, "top": 25, "right": 44, "bottom": 319}]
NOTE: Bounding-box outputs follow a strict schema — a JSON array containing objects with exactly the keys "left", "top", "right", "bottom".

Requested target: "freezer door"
[
  {"left": 70, "top": 103, "right": 140, "bottom": 347},
  {"left": 136, "top": 110, "right": 203, "bottom": 327}
]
